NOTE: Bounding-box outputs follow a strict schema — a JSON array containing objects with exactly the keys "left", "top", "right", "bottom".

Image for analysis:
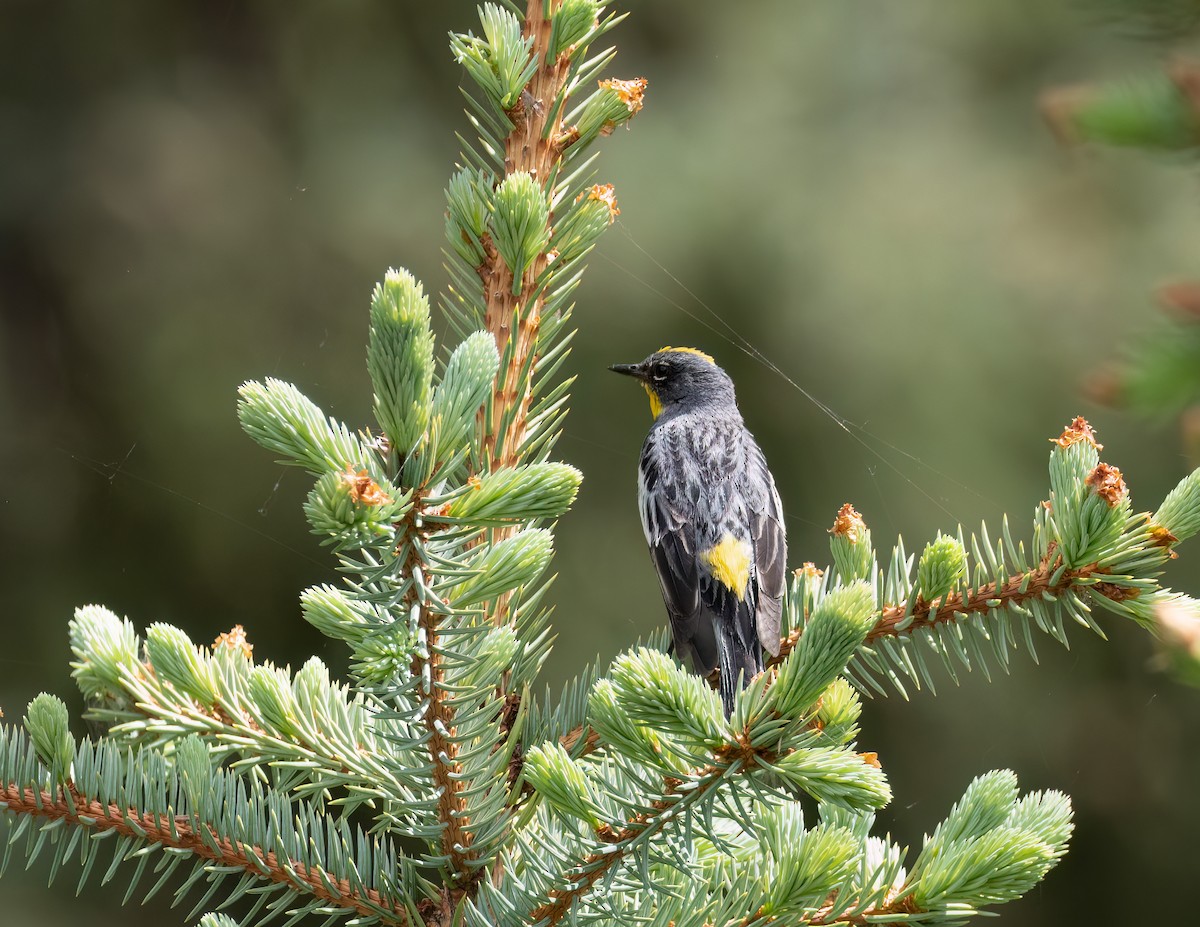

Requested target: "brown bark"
[{"left": 0, "top": 783, "right": 412, "bottom": 926}]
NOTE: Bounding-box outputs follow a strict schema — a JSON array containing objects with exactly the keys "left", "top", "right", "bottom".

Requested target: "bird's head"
[{"left": 609, "top": 347, "right": 736, "bottom": 419}]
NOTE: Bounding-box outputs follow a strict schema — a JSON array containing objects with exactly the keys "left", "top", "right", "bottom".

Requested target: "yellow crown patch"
[{"left": 658, "top": 346, "right": 715, "bottom": 365}]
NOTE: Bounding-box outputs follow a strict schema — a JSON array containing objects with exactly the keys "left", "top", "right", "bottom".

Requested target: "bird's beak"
[{"left": 608, "top": 362, "right": 645, "bottom": 380}]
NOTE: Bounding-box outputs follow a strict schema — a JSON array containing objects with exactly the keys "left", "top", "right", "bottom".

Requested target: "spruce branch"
[
  {"left": 69, "top": 607, "right": 428, "bottom": 822},
  {"left": 772, "top": 545, "right": 1130, "bottom": 669},
  {"left": 513, "top": 622, "right": 891, "bottom": 925},
  {"left": 477, "top": 2, "right": 571, "bottom": 472},
  {"left": 525, "top": 761, "right": 735, "bottom": 927},
  {"left": 766, "top": 417, "right": 1200, "bottom": 699},
  {"left": 511, "top": 667, "right": 1066, "bottom": 926},
  {"left": 466, "top": 0, "right": 637, "bottom": 477},
  {"left": 0, "top": 783, "right": 412, "bottom": 926},
  {"left": 1, "top": 719, "right": 416, "bottom": 926},
  {"left": 404, "top": 503, "right": 478, "bottom": 884}
]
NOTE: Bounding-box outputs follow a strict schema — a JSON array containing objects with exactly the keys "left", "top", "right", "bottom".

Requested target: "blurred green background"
[{"left": 2, "top": 1, "right": 1198, "bottom": 924}]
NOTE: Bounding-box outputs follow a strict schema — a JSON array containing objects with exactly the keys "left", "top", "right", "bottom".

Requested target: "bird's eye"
[{"left": 651, "top": 365, "right": 667, "bottom": 382}]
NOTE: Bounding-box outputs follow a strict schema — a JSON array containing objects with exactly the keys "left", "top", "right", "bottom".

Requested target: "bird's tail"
[{"left": 717, "top": 624, "right": 763, "bottom": 717}]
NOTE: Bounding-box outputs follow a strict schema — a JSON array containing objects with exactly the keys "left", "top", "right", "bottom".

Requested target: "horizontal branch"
[
  {"left": 809, "top": 895, "right": 921, "bottom": 927},
  {"left": 0, "top": 783, "right": 412, "bottom": 927},
  {"left": 515, "top": 555, "right": 1112, "bottom": 790},
  {"left": 770, "top": 551, "right": 1112, "bottom": 671},
  {"left": 737, "top": 892, "right": 921, "bottom": 927}
]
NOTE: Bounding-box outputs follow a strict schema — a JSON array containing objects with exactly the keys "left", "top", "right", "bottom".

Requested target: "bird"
[{"left": 610, "top": 347, "right": 787, "bottom": 716}]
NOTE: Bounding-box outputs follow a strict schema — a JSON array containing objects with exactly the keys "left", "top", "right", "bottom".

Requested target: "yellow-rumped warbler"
[{"left": 610, "top": 347, "right": 787, "bottom": 715}]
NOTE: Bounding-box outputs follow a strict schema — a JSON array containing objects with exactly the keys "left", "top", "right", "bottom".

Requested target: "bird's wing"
[
  {"left": 749, "top": 445, "right": 787, "bottom": 656},
  {"left": 638, "top": 443, "right": 714, "bottom": 670},
  {"left": 686, "top": 436, "right": 763, "bottom": 713},
  {"left": 683, "top": 425, "right": 760, "bottom": 659}
]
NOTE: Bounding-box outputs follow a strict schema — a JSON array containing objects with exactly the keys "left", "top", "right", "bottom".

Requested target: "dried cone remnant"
[
  {"left": 599, "top": 77, "right": 646, "bottom": 118},
  {"left": 829, "top": 503, "right": 866, "bottom": 542},
  {"left": 1148, "top": 522, "right": 1180, "bottom": 553},
  {"left": 213, "top": 625, "right": 253, "bottom": 659},
  {"left": 579, "top": 183, "right": 620, "bottom": 221},
  {"left": 1086, "top": 463, "right": 1128, "bottom": 507},
  {"left": 341, "top": 466, "right": 392, "bottom": 506},
  {"left": 1093, "top": 579, "right": 1141, "bottom": 603},
  {"left": 796, "top": 561, "right": 823, "bottom": 581},
  {"left": 1053, "top": 416, "right": 1102, "bottom": 451},
  {"left": 558, "top": 77, "right": 648, "bottom": 148}
]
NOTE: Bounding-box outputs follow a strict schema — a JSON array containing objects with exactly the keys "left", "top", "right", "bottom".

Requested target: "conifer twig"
[
  {"left": 527, "top": 763, "right": 733, "bottom": 926},
  {"left": 527, "top": 728, "right": 820, "bottom": 925},
  {"left": 401, "top": 504, "right": 478, "bottom": 884},
  {"left": 769, "top": 548, "right": 1145, "bottom": 670},
  {"left": 0, "top": 783, "right": 412, "bottom": 926},
  {"left": 478, "top": 0, "right": 572, "bottom": 473}
]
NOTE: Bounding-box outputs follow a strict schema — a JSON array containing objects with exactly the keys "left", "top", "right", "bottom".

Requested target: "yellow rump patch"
[
  {"left": 658, "top": 346, "right": 715, "bottom": 365},
  {"left": 641, "top": 382, "right": 663, "bottom": 419},
  {"left": 700, "top": 533, "right": 752, "bottom": 600}
]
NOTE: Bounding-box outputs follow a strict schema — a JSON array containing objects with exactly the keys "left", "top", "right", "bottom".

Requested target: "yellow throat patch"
[
  {"left": 700, "top": 533, "right": 752, "bottom": 600},
  {"left": 642, "top": 382, "right": 663, "bottom": 419}
]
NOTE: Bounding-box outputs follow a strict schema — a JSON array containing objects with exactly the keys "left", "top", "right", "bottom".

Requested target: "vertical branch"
[
  {"left": 419, "top": 610, "right": 476, "bottom": 881},
  {"left": 480, "top": 0, "right": 572, "bottom": 471},
  {"left": 473, "top": 1, "right": 573, "bottom": 638},
  {"left": 402, "top": 509, "right": 478, "bottom": 889}
]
